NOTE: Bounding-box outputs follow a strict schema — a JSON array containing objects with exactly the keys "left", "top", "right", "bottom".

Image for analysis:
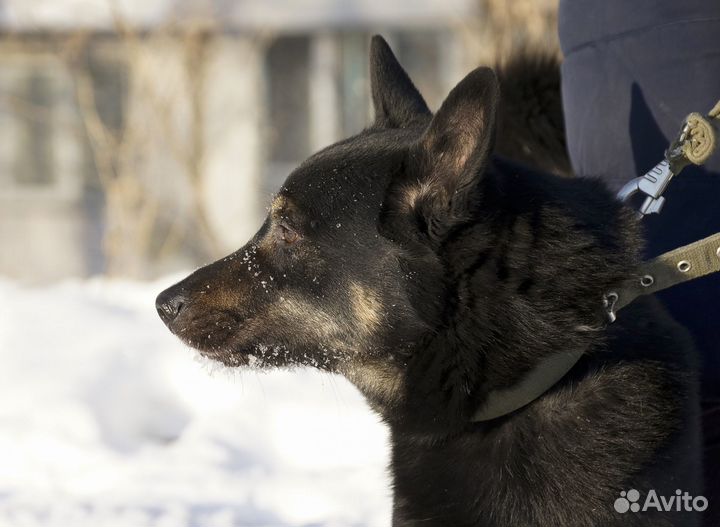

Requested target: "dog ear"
[
  {"left": 408, "top": 67, "right": 499, "bottom": 239},
  {"left": 370, "top": 35, "right": 431, "bottom": 129}
]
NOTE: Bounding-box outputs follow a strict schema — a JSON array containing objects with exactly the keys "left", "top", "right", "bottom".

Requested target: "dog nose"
[{"left": 156, "top": 287, "right": 187, "bottom": 325}]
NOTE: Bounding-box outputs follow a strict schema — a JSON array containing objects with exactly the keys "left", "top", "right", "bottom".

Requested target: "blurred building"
[{"left": 0, "top": 0, "right": 556, "bottom": 281}]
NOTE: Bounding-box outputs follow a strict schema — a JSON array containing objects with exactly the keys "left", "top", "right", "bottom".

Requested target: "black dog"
[{"left": 157, "top": 36, "right": 702, "bottom": 526}]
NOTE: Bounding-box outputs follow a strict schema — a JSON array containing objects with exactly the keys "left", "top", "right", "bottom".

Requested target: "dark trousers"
[{"left": 559, "top": 0, "right": 720, "bottom": 521}]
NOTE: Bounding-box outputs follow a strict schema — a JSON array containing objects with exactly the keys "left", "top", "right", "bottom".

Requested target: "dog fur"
[{"left": 157, "top": 36, "right": 702, "bottom": 526}]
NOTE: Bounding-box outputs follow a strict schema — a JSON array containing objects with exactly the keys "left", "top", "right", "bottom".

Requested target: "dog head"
[{"left": 157, "top": 36, "right": 639, "bottom": 430}]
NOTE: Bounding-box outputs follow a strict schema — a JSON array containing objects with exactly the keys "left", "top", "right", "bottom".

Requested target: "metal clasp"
[
  {"left": 616, "top": 122, "right": 692, "bottom": 216},
  {"left": 603, "top": 292, "right": 619, "bottom": 323}
]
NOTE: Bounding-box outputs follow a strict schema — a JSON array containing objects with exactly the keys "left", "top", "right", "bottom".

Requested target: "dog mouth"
[
  {"left": 166, "top": 307, "right": 250, "bottom": 353},
  {"left": 175, "top": 324, "right": 292, "bottom": 369},
  {"left": 196, "top": 344, "right": 299, "bottom": 369},
  {"left": 197, "top": 347, "right": 252, "bottom": 367},
  {"left": 161, "top": 303, "right": 339, "bottom": 370},
  {"left": 174, "top": 327, "right": 255, "bottom": 367},
  {"left": 176, "top": 332, "right": 258, "bottom": 367}
]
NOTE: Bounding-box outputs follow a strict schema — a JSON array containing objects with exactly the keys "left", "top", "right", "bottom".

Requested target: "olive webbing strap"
[{"left": 608, "top": 232, "right": 720, "bottom": 317}]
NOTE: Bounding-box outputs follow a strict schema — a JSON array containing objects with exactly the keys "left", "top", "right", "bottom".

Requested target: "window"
[
  {"left": 0, "top": 42, "right": 129, "bottom": 204},
  {"left": 338, "top": 32, "right": 371, "bottom": 137},
  {"left": 265, "top": 35, "right": 311, "bottom": 163},
  {"left": 13, "top": 71, "right": 54, "bottom": 186},
  {"left": 0, "top": 52, "right": 81, "bottom": 199},
  {"left": 263, "top": 35, "right": 311, "bottom": 194}
]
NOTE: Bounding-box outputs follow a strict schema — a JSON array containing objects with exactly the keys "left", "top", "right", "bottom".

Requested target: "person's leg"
[{"left": 560, "top": 0, "right": 720, "bottom": 520}]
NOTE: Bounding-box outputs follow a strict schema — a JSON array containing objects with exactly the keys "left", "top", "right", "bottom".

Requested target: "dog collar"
[
  {"left": 471, "top": 349, "right": 584, "bottom": 421},
  {"left": 471, "top": 231, "right": 720, "bottom": 422}
]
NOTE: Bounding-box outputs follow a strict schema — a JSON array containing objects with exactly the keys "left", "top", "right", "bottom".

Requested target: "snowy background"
[
  {"left": 0, "top": 2, "right": 561, "bottom": 526},
  {"left": 0, "top": 276, "right": 391, "bottom": 527}
]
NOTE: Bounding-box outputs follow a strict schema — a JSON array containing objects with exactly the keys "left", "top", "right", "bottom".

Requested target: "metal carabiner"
[{"left": 616, "top": 122, "right": 692, "bottom": 216}]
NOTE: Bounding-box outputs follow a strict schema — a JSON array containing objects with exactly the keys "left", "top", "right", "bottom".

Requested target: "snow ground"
[{"left": 0, "top": 276, "right": 391, "bottom": 527}]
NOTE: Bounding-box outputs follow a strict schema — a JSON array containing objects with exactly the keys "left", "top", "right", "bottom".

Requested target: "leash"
[
  {"left": 604, "top": 232, "right": 720, "bottom": 321},
  {"left": 605, "top": 100, "right": 720, "bottom": 321},
  {"left": 472, "top": 99, "right": 720, "bottom": 422}
]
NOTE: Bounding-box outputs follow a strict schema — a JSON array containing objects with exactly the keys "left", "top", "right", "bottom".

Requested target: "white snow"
[{"left": 0, "top": 276, "right": 391, "bottom": 527}]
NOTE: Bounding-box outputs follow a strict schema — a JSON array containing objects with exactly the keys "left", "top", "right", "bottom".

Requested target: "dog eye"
[{"left": 278, "top": 223, "right": 300, "bottom": 245}]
